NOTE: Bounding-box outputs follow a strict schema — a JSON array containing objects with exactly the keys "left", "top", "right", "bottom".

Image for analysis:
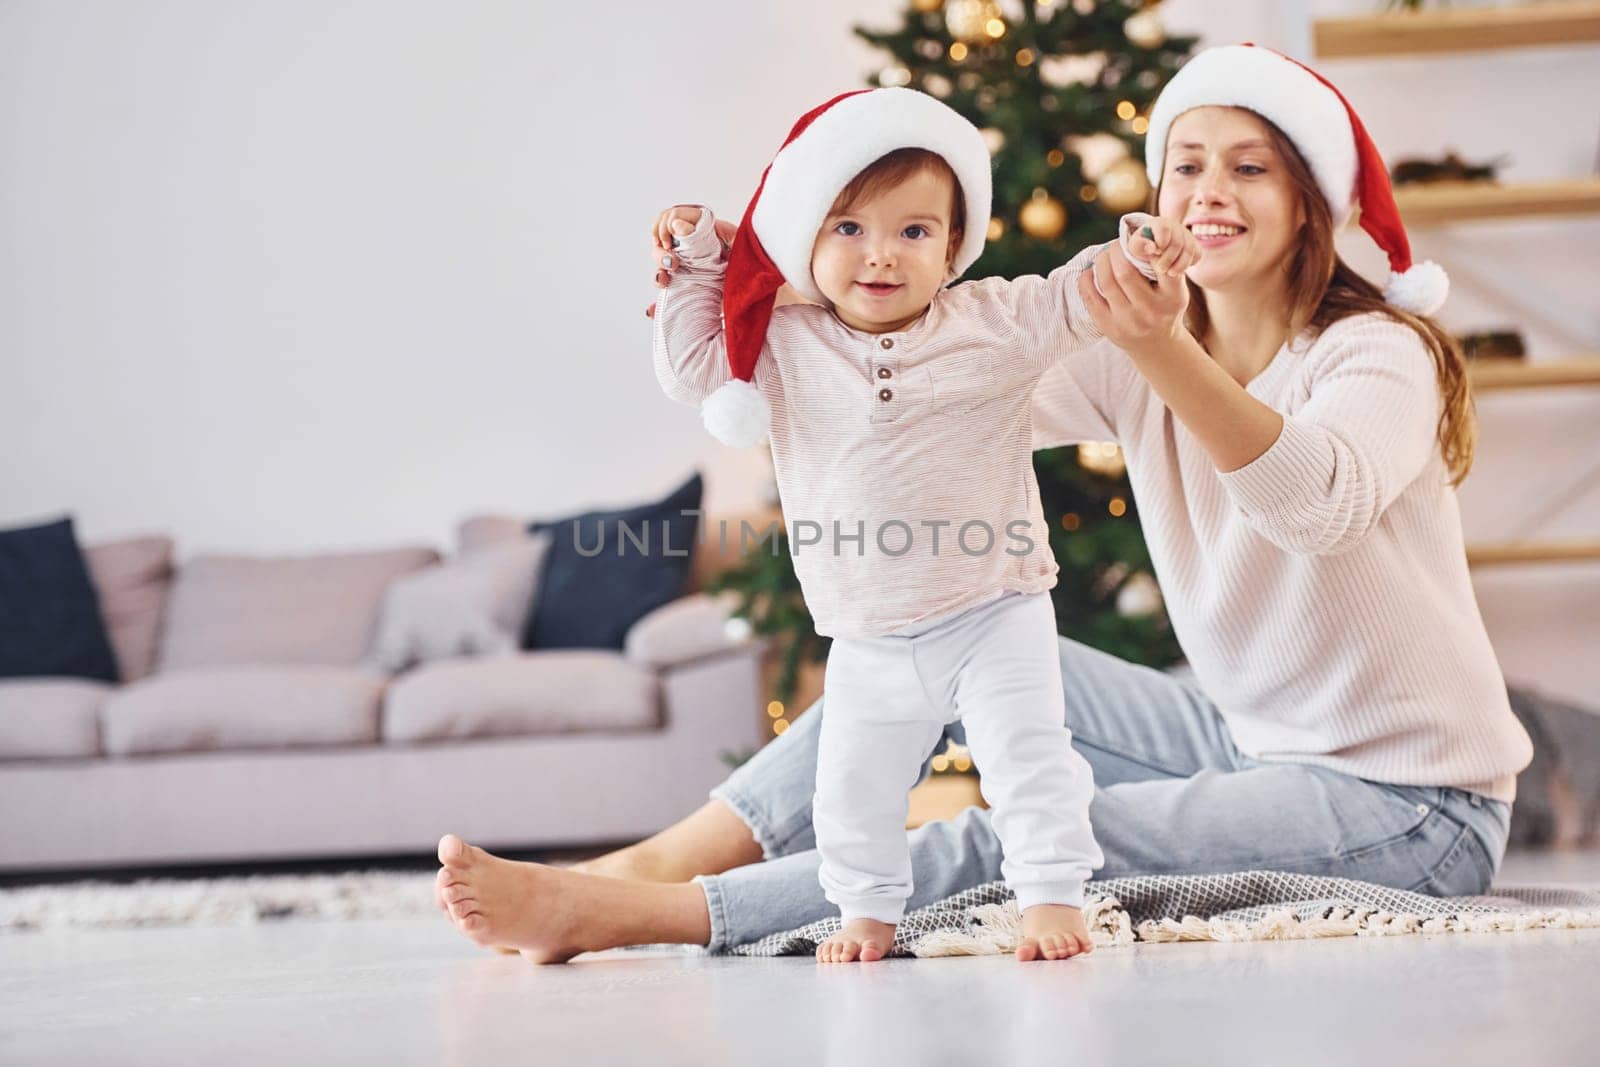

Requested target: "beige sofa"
[{"left": 0, "top": 516, "right": 770, "bottom": 872}]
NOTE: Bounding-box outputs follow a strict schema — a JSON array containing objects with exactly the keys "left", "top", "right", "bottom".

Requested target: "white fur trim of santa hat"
[
  {"left": 1144, "top": 45, "right": 1358, "bottom": 226},
  {"left": 750, "top": 87, "right": 992, "bottom": 304}
]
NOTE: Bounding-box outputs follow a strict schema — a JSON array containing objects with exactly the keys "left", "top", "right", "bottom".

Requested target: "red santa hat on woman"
[
  {"left": 701, "top": 87, "right": 993, "bottom": 448},
  {"left": 1143, "top": 43, "right": 1448, "bottom": 318}
]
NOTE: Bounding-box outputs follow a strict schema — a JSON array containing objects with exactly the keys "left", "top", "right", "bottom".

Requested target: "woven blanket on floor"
[{"left": 721, "top": 871, "right": 1600, "bottom": 957}]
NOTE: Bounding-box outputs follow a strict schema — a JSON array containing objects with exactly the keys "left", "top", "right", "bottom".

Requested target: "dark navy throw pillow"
[
  {"left": 0, "top": 515, "right": 120, "bottom": 682},
  {"left": 522, "top": 472, "right": 704, "bottom": 651}
]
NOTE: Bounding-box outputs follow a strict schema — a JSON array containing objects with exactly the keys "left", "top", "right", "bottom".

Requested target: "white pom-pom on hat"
[
  {"left": 701, "top": 378, "right": 772, "bottom": 449},
  {"left": 1382, "top": 260, "right": 1449, "bottom": 317}
]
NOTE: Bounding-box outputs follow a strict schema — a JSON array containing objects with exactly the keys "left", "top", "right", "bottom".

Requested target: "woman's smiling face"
[{"left": 1156, "top": 106, "right": 1306, "bottom": 296}]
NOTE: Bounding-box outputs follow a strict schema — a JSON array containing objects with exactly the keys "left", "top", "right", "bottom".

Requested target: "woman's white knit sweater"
[{"left": 1031, "top": 312, "right": 1532, "bottom": 801}]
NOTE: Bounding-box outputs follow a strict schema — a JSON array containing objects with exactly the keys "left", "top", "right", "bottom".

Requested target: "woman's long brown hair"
[{"left": 1168, "top": 115, "right": 1477, "bottom": 485}]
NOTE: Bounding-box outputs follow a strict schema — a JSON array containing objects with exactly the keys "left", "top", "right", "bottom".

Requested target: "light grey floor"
[{"left": 5, "top": 849, "right": 1600, "bottom": 1067}]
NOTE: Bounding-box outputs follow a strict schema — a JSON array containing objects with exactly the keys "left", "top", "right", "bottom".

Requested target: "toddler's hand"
[{"left": 1124, "top": 215, "right": 1202, "bottom": 278}]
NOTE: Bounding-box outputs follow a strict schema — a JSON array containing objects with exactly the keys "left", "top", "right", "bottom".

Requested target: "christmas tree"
[{"left": 710, "top": 0, "right": 1193, "bottom": 714}]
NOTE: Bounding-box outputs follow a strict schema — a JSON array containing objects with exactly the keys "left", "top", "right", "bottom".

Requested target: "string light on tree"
[
  {"left": 879, "top": 66, "right": 912, "bottom": 88},
  {"left": 766, "top": 699, "right": 789, "bottom": 735},
  {"left": 981, "top": 127, "right": 1007, "bottom": 155},
  {"left": 1019, "top": 188, "right": 1067, "bottom": 239}
]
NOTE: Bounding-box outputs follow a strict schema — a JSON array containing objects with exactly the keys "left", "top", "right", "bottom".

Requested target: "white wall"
[{"left": 2, "top": 0, "right": 1595, "bottom": 702}]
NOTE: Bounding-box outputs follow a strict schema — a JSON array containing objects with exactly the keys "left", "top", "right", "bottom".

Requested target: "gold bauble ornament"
[
  {"left": 1097, "top": 157, "right": 1151, "bottom": 213},
  {"left": 1019, "top": 189, "right": 1067, "bottom": 240},
  {"left": 912, "top": 0, "right": 943, "bottom": 12},
  {"left": 1124, "top": 9, "right": 1166, "bottom": 49},
  {"left": 946, "top": 0, "right": 1002, "bottom": 43}
]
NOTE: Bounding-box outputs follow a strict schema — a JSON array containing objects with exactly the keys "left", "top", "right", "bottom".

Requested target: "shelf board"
[
  {"left": 1467, "top": 540, "right": 1600, "bottom": 567},
  {"left": 1314, "top": 3, "right": 1600, "bottom": 57},
  {"left": 1467, "top": 356, "right": 1600, "bottom": 391},
  {"left": 1386, "top": 179, "right": 1600, "bottom": 226}
]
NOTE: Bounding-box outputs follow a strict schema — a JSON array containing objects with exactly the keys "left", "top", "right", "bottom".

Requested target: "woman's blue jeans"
[{"left": 693, "top": 636, "right": 1511, "bottom": 952}]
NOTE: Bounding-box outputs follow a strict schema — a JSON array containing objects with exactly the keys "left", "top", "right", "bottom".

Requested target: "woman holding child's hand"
[
  {"left": 647, "top": 207, "right": 736, "bottom": 297},
  {"left": 1079, "top": 217, "right": 1200, "bottom": 351}
]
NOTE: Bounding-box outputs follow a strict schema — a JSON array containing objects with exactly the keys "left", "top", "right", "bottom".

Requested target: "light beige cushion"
[
  {"left": 623, "top": 591, "right": 755, "bottom": 669},
  {"left": 101, "top": 665, "right": 385, "bottom": 755},
  {"left": 455, "top": 515, "right": 527, "bottom": 553},
  {"left": 382, "top": 651, "right": 659, "bottom": 743},
  {"left": 84, "top": 535, "right": 175, "bottom": 683},
  {"left": 0, "top": 679, "right": 110, "bottom": 759},
  {"left": 155, "top": 546, "right": 438, "bottom": 671},
  {"left": 367, "top": 534, "right": 553, "bottom": 674}
]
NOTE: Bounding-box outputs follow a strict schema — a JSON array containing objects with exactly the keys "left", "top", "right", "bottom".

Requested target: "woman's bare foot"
[
  {"left": 816, "top": 917, "right": 898, "bottom": 963},
  {"left": 435, "top": 833, "right": 712, "bottom": 964},
  {"left": 1015, "top": 903, "right": 1093, "bottom": 962}
]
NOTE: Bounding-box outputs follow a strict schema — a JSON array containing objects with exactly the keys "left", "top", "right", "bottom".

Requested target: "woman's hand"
[
  {"left": 646, "top": 209, "right": 738, "bottom": 318},
  {"left": 1076, "top": 242, "right": 1192, "bottom": 354}
]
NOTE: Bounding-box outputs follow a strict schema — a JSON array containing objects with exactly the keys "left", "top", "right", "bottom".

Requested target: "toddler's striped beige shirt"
[{"left": 653, "top": 206, "right": 1110, "bottom": 639}]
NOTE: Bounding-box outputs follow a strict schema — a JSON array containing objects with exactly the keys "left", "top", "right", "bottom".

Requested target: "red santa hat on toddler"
[
  {"left": 1142, "top": 43, "right": 1448, "bottom": 317},
  {"left": 701, "top": 87, "right": 993, "bottom": 448}
]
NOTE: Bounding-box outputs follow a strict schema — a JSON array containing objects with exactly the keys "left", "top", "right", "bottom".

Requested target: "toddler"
[{"left": 651, "top": 88, "right": 1198, "bottom": 963}]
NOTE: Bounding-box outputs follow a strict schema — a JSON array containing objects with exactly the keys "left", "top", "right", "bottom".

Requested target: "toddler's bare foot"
[
  {"left": 1016, "top": 903, "right": 1093, "bottom": 962},
  {"left": 816, "top": 917, "right": 897, "bottom": 963}
]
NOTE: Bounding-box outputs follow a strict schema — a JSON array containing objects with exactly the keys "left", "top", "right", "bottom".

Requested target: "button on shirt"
[{"left": 653, "top": 206, "right": 1113, "bottom": 639}]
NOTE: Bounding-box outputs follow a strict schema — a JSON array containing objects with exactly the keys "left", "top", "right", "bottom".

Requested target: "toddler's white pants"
[{"left": 813, "top": 590, "right": 1103, "bottom": 927}]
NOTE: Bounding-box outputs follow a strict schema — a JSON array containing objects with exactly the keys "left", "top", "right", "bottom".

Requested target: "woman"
[{"left": 433, "top": 44, "right": 1532, "bottom": 963}]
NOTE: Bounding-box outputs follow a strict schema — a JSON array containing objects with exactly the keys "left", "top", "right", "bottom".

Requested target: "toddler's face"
[{"left": 809, "top": 167, "right": 959, "bottom": 334}]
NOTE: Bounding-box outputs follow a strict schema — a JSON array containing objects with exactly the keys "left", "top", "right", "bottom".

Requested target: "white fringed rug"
[
  {"left": 0, "top": 870, "right": 442, "bottom": 934},
  {"left": 726, "top": 872, "right": 1600, "bottom": 957},
  {"left": 5, "top": 869, "right": 1599, "bottom": 957}
]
